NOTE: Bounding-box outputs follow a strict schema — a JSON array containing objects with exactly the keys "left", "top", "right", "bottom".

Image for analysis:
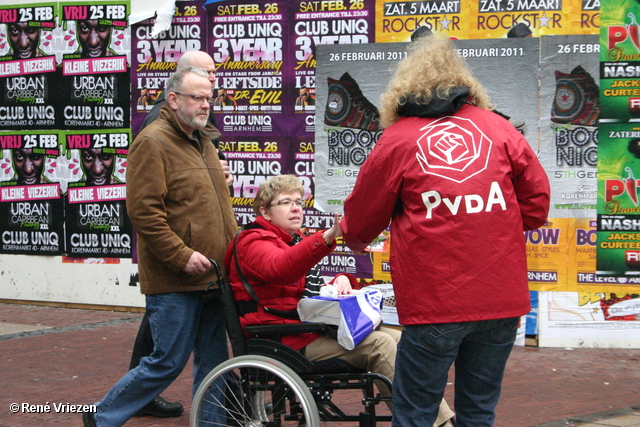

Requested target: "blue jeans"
[
  {"left": 93, "top": 291, "right": 228, "bottom": 427},
  {"left": 392, "top": 317, "right": 519, "bottom": 427}
]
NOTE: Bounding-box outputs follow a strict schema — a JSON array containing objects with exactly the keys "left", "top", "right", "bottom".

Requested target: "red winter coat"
[
  {"left": 224, "top": 216, "right": 337, "bottom": 350},
  {"left": 341, "top": 103, "right": 550, "bottom": 326}
]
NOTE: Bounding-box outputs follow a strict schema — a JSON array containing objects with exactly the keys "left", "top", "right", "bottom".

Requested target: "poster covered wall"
[
  {"left": 5, "top": 0, "right": 640, "bottom": 348},
  {"left": 0, "top": 0, "right": 132, "bottom": 258}
]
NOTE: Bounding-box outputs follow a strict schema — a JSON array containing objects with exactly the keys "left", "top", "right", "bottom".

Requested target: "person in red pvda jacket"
[{"left": 341, "top": 36, "right": 550, "bottom": 427}]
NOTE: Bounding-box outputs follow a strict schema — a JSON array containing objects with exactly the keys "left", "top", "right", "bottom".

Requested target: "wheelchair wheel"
[{"left": 191, "top": 355, "right": 321, "bottom": 427}]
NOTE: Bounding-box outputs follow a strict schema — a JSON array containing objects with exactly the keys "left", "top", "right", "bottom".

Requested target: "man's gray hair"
[{"left": 166, "top": 66, "right": 209, "bottom": 94}]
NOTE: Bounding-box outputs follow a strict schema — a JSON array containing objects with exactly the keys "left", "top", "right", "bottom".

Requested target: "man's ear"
[{"left": 166, "top": 92, "right": 179, "bottom": 110}]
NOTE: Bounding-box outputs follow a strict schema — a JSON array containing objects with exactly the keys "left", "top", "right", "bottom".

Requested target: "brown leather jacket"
[{"left": 126, "top": 102, "right": 237, "bottom": 294}]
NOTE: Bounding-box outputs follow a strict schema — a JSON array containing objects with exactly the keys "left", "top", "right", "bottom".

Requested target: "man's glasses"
[
  {"left": 270, "top": 199, "right": 305, "bottom": 208},
  {"left": 174, "top": 92, "right": 213, "bottom": 105}
]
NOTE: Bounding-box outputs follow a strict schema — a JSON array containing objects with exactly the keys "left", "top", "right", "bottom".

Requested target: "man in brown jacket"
[{"left": 83, "top": 65, "right": 237, "bottom": 427}]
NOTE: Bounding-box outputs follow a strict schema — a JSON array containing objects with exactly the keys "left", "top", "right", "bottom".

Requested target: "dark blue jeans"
[
  {"left": 94, "top": 291, "right": 228, "bottom": 427},
  {"left": 392, "top": 317, "right": 519, "bottom": 427}
]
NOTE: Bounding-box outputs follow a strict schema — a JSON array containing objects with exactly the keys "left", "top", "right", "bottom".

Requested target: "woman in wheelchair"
[{"left": 224, "top": 174, "right": 455, "bottom": 426}]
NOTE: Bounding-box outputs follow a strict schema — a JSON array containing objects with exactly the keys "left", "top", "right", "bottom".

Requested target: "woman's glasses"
[{"left": 270, "top": 199, "right": 305, "bottom": 208}]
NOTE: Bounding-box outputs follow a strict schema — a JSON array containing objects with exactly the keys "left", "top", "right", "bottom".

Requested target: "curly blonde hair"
[
  {"left": 253, "top": 175, "right": 304, "bottom": 215},
  {"left": 379, "top": 37, "right": 493, "bottom": 128}
]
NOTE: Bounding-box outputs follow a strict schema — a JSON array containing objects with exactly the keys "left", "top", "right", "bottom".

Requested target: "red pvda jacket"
[{"left": 342, "top": 104, "right": 550, "bottom": 326}]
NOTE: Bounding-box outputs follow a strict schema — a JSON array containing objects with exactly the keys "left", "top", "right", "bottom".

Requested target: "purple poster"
[
  {"left": 130, "top": 0, "right": 206, "bottom": 134},
  {"left": 224, "top": 135, "right": 289, "bottom": 226},
  {"left": 290, "top": 0, "right": 376, "bottom": 136},
  {"left": 206, "top": 0, "right": 288, "bottom": 137}
]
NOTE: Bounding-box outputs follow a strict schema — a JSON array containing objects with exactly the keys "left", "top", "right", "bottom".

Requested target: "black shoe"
[
  {"left": 82, "top": 411, "right": 97, "bottom": 427},
  {"left": 136, "top": 396, "right": 184, "bottom": 418}
]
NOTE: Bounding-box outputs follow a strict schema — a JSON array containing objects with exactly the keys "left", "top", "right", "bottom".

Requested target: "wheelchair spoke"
[{"left": 191, "top": 355, "right": 321, "bottom": 427}]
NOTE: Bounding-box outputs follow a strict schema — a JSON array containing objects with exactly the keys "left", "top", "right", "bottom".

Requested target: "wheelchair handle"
[{"left": 205, "top": 258, "right": 223, "bottom": 292}]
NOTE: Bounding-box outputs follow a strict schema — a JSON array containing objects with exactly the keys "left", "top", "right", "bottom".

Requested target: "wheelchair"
[{"left": 190, "top": 260, "right": 393, "bottom": 427}]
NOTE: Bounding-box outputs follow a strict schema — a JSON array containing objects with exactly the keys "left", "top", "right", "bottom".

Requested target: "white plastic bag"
[{"left": 297, "top": 290, "right": 383, "bottom": 350}]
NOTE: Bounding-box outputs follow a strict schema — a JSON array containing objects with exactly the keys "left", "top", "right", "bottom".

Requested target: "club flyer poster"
[
  {"left": 539, "top": 34, "right": 600, "bottom": 219},
  {"left": 0, "top": 130, "right": 64, "bottom": 255},
  {"left": 596, "top": 0, "right": 640, "bottom": 277},
  {"left": 525, "top": 218, "right": 568, "bottom": 291},
  {"left": 62, "top": 129, "right": 131, "bottom": 258},
  {"left": 470, "top": 0, "right": 584, "bottom": 39},
  {"left": 374, "top": 0, "right": 470, "bottom": 42},
  {"left": 205, "top": 0, "right": 289, "bottom": 137},
  {"left": 570, "top": 218, "right": 640, "bottom": 288},
  {"left": 596, "top": 121, "right": 640, "bottom": 276},
  {"left": 58, "top": 1, "right": 130, "bottom": 130},
  {"left": 130, "top": 0, "right": 206, "bottom": 135},
  {"left": 289, "top": 0, "right": 376, "bottom": 136},
  {"left": 598, "top": 0, "right": 640, "bottom": 124},
  {"left": 224, "top": 135, "right": 290, "bottom": 226},
  {"left": 0, "top": 2, "right": 58, "bottom": 130}
]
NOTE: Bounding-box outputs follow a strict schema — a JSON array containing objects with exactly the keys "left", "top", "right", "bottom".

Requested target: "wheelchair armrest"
[{"left": 244, "top": 322, "right": 334, "bottom": 340}]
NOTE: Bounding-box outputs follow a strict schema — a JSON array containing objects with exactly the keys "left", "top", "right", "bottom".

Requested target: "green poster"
[
  {"left": 597, "top": 123, "right": 640, "bottom": 276},
  {"left": 597, "top": 1, "right": 640, "bottom": 277},
  {"left": 599, "top": 0, "right": 640, "bottom": 123}
]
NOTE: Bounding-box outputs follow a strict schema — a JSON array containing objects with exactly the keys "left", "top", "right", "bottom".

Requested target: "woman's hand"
[
  {"left": 322, "top": 212, "right": 342, "bottom": 245},
  {"left": 334, "top": 275, "right": 353, "bottom": 295}
]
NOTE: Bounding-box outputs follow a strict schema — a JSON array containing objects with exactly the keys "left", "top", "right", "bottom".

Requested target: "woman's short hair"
[
  {"left": 379, "top": 36, "right": 493, "bottom": 128},
  {"left": 253, "top": 174, "right": 304, "bottom": 215}
]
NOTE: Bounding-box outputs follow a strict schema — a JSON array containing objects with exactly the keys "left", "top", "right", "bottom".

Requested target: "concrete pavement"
[{"left": 0, "top": 302, "right": 639, "bottom": 427}]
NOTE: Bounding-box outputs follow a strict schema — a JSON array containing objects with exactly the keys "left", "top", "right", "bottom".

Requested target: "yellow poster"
[
  {"left": 471, "top": 0, "right": 586, "bottom": 38},
  {"left": 570, "top": 218, "right": 640, "bottom": 293},
  {"left": 375, "top": 0, "right": 471, "bottom": 42},
  {"left": 526, "top": 218, "right": 569, "bottom": 291},
  {"left": 568, "top": 0, "right": 599, "bottom": 34}
]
